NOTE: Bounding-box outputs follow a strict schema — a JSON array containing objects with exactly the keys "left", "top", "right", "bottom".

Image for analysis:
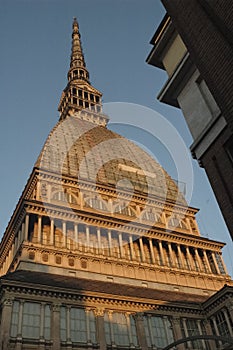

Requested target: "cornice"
[{"left": 0, "top": 279, "right": 203, "bottom": 315}]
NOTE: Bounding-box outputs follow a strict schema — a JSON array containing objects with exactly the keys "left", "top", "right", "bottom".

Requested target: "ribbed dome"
[{"left": 36, "top": 116, "right": 186, "bottom": 205}]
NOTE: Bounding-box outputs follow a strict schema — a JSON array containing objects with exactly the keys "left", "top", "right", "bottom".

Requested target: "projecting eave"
[
  {"left": 157, "top": 53, "right": 196, "bottom": 108},
  {"left": 146, "top": 14, "right": 174, "bottom": 69}
]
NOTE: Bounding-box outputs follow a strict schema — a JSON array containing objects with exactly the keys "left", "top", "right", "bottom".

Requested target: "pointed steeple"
[
  {"left": 58, "top": 18, "right": 108, "bottom": 126},
  {"left": 68, "top": 18, "right": 90, "bottom": 83}
]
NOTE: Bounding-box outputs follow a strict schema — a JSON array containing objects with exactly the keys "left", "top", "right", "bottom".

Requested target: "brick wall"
[{"left": 161, "top": 0, "right": 233, "bottom": 130}]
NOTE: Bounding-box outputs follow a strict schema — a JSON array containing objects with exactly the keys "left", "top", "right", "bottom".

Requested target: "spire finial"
[
  {"left": 58, "top": 18, "right": 106, "bottom": 124},
  {"left": 69, "top": 17, "right": 89, "bottom": 80}
]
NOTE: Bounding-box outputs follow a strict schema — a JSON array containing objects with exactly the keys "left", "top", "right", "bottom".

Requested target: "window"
[
  {"left": 22, "top": 302, "right": 40, "bottom": 339},
  {"left": 211, "top": 310, "right": 233, "bottom": 337},
  {"left": 60, "top": 306, "right": 96, "bottom": 343},
  {"left": 70, "top": 308, "right": 87, "bottom": 342},
  {"left": 144, "top": 315, "right": 174, "bottom": 348},
  {"left": 10, "top": 301, "right": 20, "bottom": 337},
  {"left": 104, "top": 312, "right": 138, "bottom": 347},
  {"left": 72, "top": 87, "right": 77, "bottom": 95},
  {"left": 10, "top": 301, "right": 51, "bottom": 340},
  {"left": 28, "top": 251, "right": 35, "bottom": 260},
  {"left": 52, "top": 191, "right": 78, "bottom": 205},
  {"left": 84, "top": 91, "right": 88, "bottom": 99},
  {"left": 180, "top": 318, "right": 206, "bottom": 349}
]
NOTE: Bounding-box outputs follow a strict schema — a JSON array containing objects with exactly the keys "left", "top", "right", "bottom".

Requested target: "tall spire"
[
  {"left": 68, "top": 18, "right": 90, "bottom": 83},
  {"left": 58, "top": 18, "right": 108, "bottom": 126}
]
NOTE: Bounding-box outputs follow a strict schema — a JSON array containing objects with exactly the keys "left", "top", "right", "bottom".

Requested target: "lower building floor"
[{"left": 0, "top": 270, "right": 233, "bottom": 350}]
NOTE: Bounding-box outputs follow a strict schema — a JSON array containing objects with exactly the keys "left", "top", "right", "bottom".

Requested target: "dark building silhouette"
[{"left": 147, "top": 0, "right": 233, "bottom": 240}]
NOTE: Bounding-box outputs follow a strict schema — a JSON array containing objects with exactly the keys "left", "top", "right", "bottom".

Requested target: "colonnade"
[
  {"left": 7, "top": 214, "right": 224, "bottom": 275},
  {"left": 0, "top": 213, "right": 227, "bottom": 277}
]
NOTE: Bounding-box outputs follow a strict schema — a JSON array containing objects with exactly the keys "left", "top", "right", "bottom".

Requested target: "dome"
[{"left": 36, "top": 116, "right": 186, "bottom": 205}]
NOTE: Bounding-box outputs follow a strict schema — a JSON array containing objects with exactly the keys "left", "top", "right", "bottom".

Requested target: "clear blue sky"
[{"left": 0, "top": 0, "right": 232, "bottom": 275}]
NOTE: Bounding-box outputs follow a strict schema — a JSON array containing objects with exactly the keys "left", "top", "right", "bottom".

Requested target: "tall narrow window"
[
  {"left": 104, "top": 312, "right": 138, "bottom": 347},
  {"left": 10, "top": 300, "right": 20, "bottom": 337},
  {"left": 22, "top": 302, "right": 40, "bottom": 339},
  {"left": 44, "top": 304, "right": 51, "bottom": 340},
  {"left": 60, "top": 306, "right": 97, "bottom": 344},
  {"left": 143, "top": 315, "right": 174, "bottom": 348},
  {"left": 181, "top": 318, "right": 206, "bottom": 349}
]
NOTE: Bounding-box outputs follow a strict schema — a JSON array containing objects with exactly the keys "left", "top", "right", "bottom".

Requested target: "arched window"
[
  {"left": 84, "top": 196, "right": 108, "bottom": 212},
  {"left": 142, "top": 209, "right": 162, "bottom": 223},
  {"left": 114, "top": 203, "right": 136, "bottom": 217},
  {"left": 52, "top": 191, "right": 78, "bottom": 205}
]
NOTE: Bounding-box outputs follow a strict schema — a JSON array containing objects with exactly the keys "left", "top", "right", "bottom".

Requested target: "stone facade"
[{"left": 0, "top": 17, "right": 233, "bottom": 350}]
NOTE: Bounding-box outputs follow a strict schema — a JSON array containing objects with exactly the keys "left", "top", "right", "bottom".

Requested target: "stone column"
[
  {"left": 21, "top": 224, "right": 24, "bottom": 245},
  {"left": 85, "top": 308, "right": 91, "bottom": 345},
  {"left": 62, "top": 221, "right": 67, "bottom": 248},
  {"left": 74, "top": 223, "right": 78, "bottom": 250},
  {"left": 195, "top": 248, "right": 203, "bottom": 272},
  {"left": 182, "top": 318, "right": 191, "bottom": 349},
  {"left": 126, "top": 313, "right": 135, "bottom": 347},
  {"left": 50, "top": 218, "right": 54, "bottom": 246},
  {"left": 211, "top": 252, "right": 220, "bottom": 274},
  {"left": 197, "top": 319, "right": 206, "bottom": 350},
  {"left": 149, "top": 239, "right": 155, "bottom": 264},
  {"left": 219, "top": 253, "right": 228, "bottom": 274},
  {"left": 39, "top": 303, "right": 45, "bottom": 350},
  {"left": 97, "top": 228, "right": 101, "bottom": 254},
  {"left": 177, "top": 245, "right": 184, "bottom": 269},
  {"left": 168, "top": 242, "right": 175, "bottom": 267},
  {"left": 171, "top": 316, "right": 184, "bottom": 350},
  {"left": 66, "top": 306, "right": 72, "bottom": 350},
  {"left": 203, "top": 319, "right": 215, "bottom": 349},
  {"left": 94, "top": 308, "right": 107, "bottom": 350},
  {"left": 139, "top": 237, "right": 146, "bottom": 262},
  {"left": 163, "top": 316, "right": 170, "bottom": 345},
  {"left": 186, "top": 247, "right": 195, "bottom": 271},
  {"left": 0, "top": 298, "right": 13, "bottom": 350},
  {"left": 135, "top": 313, "right": 147, "bottom": 350},
  {"left": 203, "top": 250, "right": 212, "bottom": 273},
  {"left": 119, "top": 232, "right": 125, "bottom": 259},
  {"left": 40, "top": 303, "right": 45, "bottom": 338},
  {"left": 38, "top": 216, "right": 42, "bottom": 244},
  {"left": 108, "top": 311, "right": 115, "bottom": 346},
  {"left": 24, "top": 214, "right": 30, "bottom": 241},
  {"left": 129, "top": 235, "right": 136, "bottom": 261},
  {"left": 51, "top": 303, "right": 61, "bottom": 350},
  {"left": 15, "top": 300, "right": 24, "bottom": 350},
  {"left": 108, "top": 230, "right": 112, "bottom": 256},
  {"left": 147, "top": 315, "right": 155, "bottom": 348},
  {"left": 14, "top": 236, "right": 18, "bottom": 255},
  {"left": 211, "top": 316, "right": 222, "bottom": 348},
  {"left": 158, "top": 240, "right": 165, "bottom": 265}
]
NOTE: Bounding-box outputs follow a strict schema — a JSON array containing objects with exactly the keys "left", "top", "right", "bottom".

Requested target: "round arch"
[{"left": 162, "top": 334, "right": 233, "bottom": 350}]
